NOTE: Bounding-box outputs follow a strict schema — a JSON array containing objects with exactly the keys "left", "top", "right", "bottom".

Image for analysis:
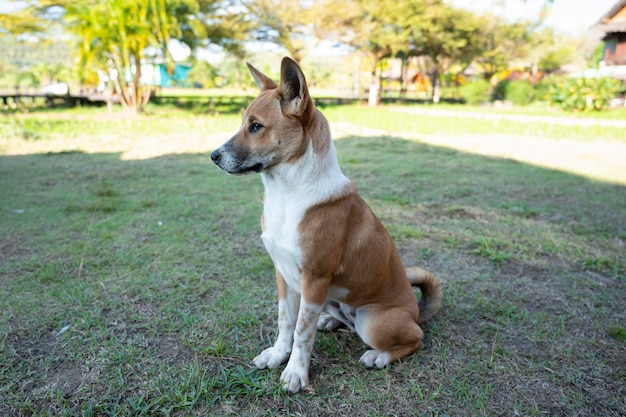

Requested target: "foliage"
[
  {"left": 1, "top": 0, "right": 600, "bottom": 110},
  {"left": 58, "top": 0, "right": 209, "bottom": 113},
  {"left": 7, "top": 0, "right": 247, "bottom": 114},
  {"left": 405, "top": 2, "right": 482, "bottom": 103},
  {"left": 0, "top": 38, "right": 71, "bottom": 69},
  {"left": 313, "top": 0, "right": 425, "bottom": 106},
  {"left": 244, "top": 0, "right": 317, "bottom": 62},
  {"left": 549, "top": 77, "right": 622, "bottom": 112},
  {"left": 0, "top": 5, "right": 49, "bottom": 37},
  {"left": 472, "top": 14, "right": 532, "bottom": 80},
  {"left": 493, "top": 79, "right": 535, "bottom": 105},
  {"left": 533, "top": 29, "right": 576, "bottom": 73},
  {"left": 460, "top": 78, "right": 491, "bottom": 105},
  {"left": 534, "top": 75, "right": 556, "bottom": 102},
  {"left": 588, "top": 43, "right": 604, "bottom": 68},
  {"left": 187, "top": 59, "right": 221, "bottom": 88}
]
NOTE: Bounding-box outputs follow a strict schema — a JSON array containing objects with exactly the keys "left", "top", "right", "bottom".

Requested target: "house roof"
[{"left": 590, "top": 0, "right": 626, "bottom": 32}]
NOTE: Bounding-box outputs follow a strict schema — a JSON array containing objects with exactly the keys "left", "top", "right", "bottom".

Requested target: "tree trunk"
[
  {"left": 400, "top": 58, "right": 407, "bottom": 97},
  {"left": 430, "top": 69, "right": 440, "bottom": 104},
  {"left": 368, "top": 80, "right": 379, "bottom": 107},
  {"left": 132, "top": 54, "right": 142, "bottom": 114},
  {"left": 368, "top": 55, "right": 380, "bottom": 107}
]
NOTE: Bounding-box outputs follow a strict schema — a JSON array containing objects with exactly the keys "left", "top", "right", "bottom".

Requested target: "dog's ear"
[
  {"left": 247, "top": 62, "right": 278, "bottom": 91},
  {"left": 279, "top": 57, "right": 310, "bottom": 117}
]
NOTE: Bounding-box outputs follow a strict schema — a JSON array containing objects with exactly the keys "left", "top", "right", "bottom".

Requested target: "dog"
[{"left": 210, "top": 57, "right": 442, "bottom": 393}]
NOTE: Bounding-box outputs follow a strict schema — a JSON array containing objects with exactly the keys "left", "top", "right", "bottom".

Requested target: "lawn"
[{"left": 1, "top": 103, "right": 625, "bottom": 416}]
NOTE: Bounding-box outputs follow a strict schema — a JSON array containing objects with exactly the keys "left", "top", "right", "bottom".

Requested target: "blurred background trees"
[{"left": 0, "top": 0, "right": 617, "bottom": 111}]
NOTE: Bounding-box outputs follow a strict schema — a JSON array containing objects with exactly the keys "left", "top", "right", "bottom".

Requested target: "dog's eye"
[{"left": 249, "top": 122, "right": 263, "bottom": 133}]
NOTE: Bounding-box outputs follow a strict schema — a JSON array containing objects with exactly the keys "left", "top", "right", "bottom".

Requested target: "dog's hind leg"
[
  {"left": 317, "top": 301, "right": 356, "bottom": 331},
  {"left": 317, "top": 311, "right": 342, "bottom": 331},
  {"left": 354, "top": 305, "right": 424, "bottom": 369}
]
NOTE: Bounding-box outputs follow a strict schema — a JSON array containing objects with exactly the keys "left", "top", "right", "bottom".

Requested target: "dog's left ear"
[
  {"left": 247, "top": 62, "right": 278, "bottom": 91},
  {"left": 279, "top": 57, "right": 310, "bottom": 117}
]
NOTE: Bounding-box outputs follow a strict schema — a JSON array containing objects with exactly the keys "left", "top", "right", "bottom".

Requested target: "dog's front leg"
[
  {"left": 253, "top": 271, "right": 298, "bottom": 369},
  {"left": 279, "top": 274, "right": 329, "bottom": 393}
]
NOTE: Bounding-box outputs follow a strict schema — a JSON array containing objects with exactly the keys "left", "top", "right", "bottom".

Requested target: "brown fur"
[{"left": 211, "top": 57, "right": 442, "bottom": 392}]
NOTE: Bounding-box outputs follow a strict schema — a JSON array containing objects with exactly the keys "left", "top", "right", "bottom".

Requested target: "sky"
[
  {"left": 1, "top": 0, "right": 620, "bottom": 35},
  {"left": 448, "top": 0, "right": 618, "bottom": 35}
]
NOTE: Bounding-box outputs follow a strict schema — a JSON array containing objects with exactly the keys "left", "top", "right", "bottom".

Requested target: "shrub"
[
  {"left": 461, "top": 79, "right": 491, "bottom": 105},
  {"left": 491, "top": 79, "right": 507, "bottom": 101},
  {"left": 493, "top": 79, "right": 535, "bottom": 105},
  {"left": 549, "top": 77, "right": 622, "bottom": 112},
  {"left": 535, "top": 75, "right": 564, "bottom": 102},
  {"left": 505, "top": 80, "right": 535, "bottom": 105}
]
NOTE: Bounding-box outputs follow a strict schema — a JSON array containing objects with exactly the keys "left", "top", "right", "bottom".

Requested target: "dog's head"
[{"left": 211, "top": 57, "right": 317, "bottom": 175}]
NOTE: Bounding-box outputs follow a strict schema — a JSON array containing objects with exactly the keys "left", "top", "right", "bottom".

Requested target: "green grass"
[
  {"left": 397, "top": 100, "right": 626, "bottom": 120},
  {"left": 322, "top": 104, "right": 626, "bottom": 142},
  {"left": 1, "top": 103, "right": 625, "bottom": 416}
]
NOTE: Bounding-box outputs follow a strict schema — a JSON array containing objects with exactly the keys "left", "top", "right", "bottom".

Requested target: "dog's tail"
[{"left": 406, "top": 266, "right": 442, "bottom": 324}]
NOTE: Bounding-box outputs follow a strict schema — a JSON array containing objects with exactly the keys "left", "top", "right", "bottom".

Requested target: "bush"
[
  {"left": 492, "top": 79, "right": 535, "bottom": 105},
  {"left": 505, "top": 80, "right": 535, "bottom": 105},
  {"left": 461, "top": 79, "right": 491, "bottom": 105},
  {"left": 188, "top": 60, "right": 218, "bottom": 88},
  {"left": 549, "top": 77, "right": 622, "bottom": 112},
  {"left": 535, "top": 75, "right": 562, "bottom": 102}
]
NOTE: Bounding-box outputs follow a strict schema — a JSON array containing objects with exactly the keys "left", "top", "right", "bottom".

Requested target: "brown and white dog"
[{"left": 211, "top": 57, "right": 442, "bottom": 393}]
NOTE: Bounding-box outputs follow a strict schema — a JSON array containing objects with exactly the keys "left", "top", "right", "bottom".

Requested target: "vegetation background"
[{"left": 0, "top": 0, "right": 618, "bottom": 112}]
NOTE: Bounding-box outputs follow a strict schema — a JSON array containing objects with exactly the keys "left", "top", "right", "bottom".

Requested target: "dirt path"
[{"left": 331, "top": 122, "right": 626, "bottom": 185}]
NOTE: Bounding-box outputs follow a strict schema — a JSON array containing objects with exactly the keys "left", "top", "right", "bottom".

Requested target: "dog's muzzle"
[{"left": 211, "top": 146, "right": 264, "bottom": 175}]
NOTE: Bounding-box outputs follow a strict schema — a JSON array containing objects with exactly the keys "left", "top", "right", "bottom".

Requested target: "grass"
[
  {"left": 1, "top": 102, "right": 625, "bottom": 416},
  {"left": 392, "top": 100, "right": 626, "bottom": 120},
  {"left": 321, "top": 103, "right": 626, "bottom": 142}
]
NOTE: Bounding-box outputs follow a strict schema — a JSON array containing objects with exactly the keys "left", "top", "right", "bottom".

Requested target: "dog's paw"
[
  {"left": 359, "top": 350, "right": 391, "bottom": 369},
  {"left": 317, "top": 312, "right": 342, "bottom": 331},
  {"left": 253, "top": 347, "right": 289, "bottom": 369},
  {"left": 280, "top": 362, "right": 309, "bottom": 393}
]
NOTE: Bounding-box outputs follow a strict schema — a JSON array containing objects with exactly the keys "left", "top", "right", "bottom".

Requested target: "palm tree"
[{"left": 61, "top": 0, "right": 235, "bottom": 114}]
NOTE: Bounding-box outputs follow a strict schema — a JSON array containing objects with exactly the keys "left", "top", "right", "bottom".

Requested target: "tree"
[
  {"left": 187, "top": 58, "right": 220, "bottom": 88},
  {"left": 12, "top": 0, "right": 246, "bottom": 114},
  {"left": 472, "top": 15, "right": 532, "bottom": 80},
  {"left": 406, "top": 2, "right": 482, "bottom": 103},
  {"left": 588, "top": 43, "right": 604, "bottom": 69},
  {"left": 535, "top": 32, "right": 576, "bottom": 74},
  {"left": 314, "top": 0, "right": 421, "bottom": 106},
  {"left": 63, "top": 0, "right": 215, "bottom": 113},
  {"left": 0, "top": 5, "right": 48, "bottom": 38},
  {"left": 244, "top": 0, "right": 317, "bottom": 62}
]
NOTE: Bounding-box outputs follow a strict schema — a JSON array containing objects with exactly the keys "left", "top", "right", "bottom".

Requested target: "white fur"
[
  {"left": 256, "top": 138, "right": 350, "bottom": 392},
  {"left": 280, "top": 300, "right": 324, "bottom": 393},
  {"left": 260, "top": 140, "right": 350, "bottom": 294},
  {"left": 327, "top": 285, "right": 350, "bottom": 301},
  {"left": 253, "top": 294, "right": 297, "bottom": 369},
  {"left": 359, "top": 350, "right": 392, "bottom": 369}
]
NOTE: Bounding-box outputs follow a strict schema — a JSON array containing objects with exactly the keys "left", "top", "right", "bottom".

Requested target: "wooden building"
[{"left": 592, "top": 0, "right": 626, "bottom": 78}]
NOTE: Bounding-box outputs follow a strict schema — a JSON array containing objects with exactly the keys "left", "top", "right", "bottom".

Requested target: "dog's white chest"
[
  {"left": 259, "top": 142, "right": 351, "bottom": 295},
  {"left": 261, "top": 195, "right": 306, "bottom": 293}
]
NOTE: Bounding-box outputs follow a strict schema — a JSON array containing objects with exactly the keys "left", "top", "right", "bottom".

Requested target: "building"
[
  {"left": 591, "top": 0, "right": 626, "bottom": 79},
  {"left": 136, "top": 63, "right": 191, "bottom": 88}
]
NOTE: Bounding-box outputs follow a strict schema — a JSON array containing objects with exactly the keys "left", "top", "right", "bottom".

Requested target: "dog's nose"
[{"left": 210, "top": 149, "right": 221, "bottom": 164}]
